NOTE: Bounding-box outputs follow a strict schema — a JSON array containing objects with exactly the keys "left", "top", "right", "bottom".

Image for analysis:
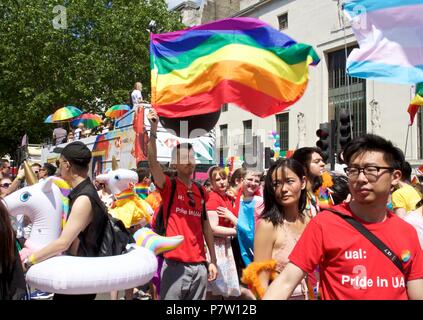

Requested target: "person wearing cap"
[{"left": 22, "top": 141, "right": 108, "bottom": 300}]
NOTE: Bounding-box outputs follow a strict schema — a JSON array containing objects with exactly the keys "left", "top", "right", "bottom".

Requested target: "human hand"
[
  {"left": 147, "top": 108, "right": 159, "bottom": 127},
  {"left": 207, "top": 262, "right": 218, "bottom": 282},
  {"left": 17, "top": 167, "right": 25, "bottom": 180},
  {"left": 216, "top": 206, "right": 232, "bottom": 219}
]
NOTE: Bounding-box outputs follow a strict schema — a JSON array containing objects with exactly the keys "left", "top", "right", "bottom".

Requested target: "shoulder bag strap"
[
  {"left": 164, "top": 177, "right": 177, "bottom": 232},
  {"left": 326, "top": 208, "right": 404, "bottom": 274},
  {"left": 193, "top": 181, "right": 207, "bottom": 221}
]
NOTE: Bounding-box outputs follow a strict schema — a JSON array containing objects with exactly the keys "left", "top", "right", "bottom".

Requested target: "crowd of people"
[
  {"left": 52, "top": 120, "right": 115, "bottom": 146},
  {"left": 1, "top": 107, "right": 423, "bottom": 300}
]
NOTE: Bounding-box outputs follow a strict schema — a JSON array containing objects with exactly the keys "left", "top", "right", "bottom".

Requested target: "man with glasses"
[
  {"left": 147, "top": 108, "right": 217, "bottom": 300},
  {"left": 264, "top": 134, "right": 423, "bottom": 300}
]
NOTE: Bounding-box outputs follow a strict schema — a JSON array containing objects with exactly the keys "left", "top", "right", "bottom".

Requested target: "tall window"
[
  {"left": 221, "top": 103, "right": 228, "bottom": 112},
  {"left": 328, "top": 47, "right": 366, "bottom": 154},
  {"left": 276, "top": 113, "right": 289, "bottom": 152},
  {"left": 243, "top": 120, "right": 253, "bottom": 165},
  {"left": 219, "top": 124, "right": 228, "bottom": 166},
  {"left": 278, "top": 13, "right": 288, "bottom": 30},
  {"left": 219, "top": 124, "right": 228, "bottom": 147},
  {"left": 418, "top": 109, "right": 423, "bottom": 159}
]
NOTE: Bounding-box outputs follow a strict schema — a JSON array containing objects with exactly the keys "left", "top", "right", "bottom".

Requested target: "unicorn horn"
[
  {"left": 112, "top": 156, "right": 118, "bottom": 170},
  {"left": 24, "top": 161, "right": 38, "bottom": 185}
]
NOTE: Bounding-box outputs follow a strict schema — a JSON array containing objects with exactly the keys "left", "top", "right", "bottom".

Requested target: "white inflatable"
[
  {"left": 26, "top": 246, "right": 157, "bottom": 294},
  {"left": 4, "top": 171, "right": 70, "bottom": 260}
]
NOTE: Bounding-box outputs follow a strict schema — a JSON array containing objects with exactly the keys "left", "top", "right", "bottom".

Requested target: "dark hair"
[
  {"left": 342, "top": 134, "right": 404, "bottom": 170},
  {"left": 136, "top": 167, "right": 151, "bottom": 183},
  {"left": 229, "top": 167, "right": 246, "bottom": 188},
  {"left": 401, "top": 161, "right": 412, "bottom": 182},
  {"left": 330, "top": 173, "right": 350, "bottom": 205},
  {"left": 43, "top": 163, "right": 57, "bottom": 177},
  {"left": 261, "top": 158, "right": 307, "bottom": 227},
  {"left": 0, "top": 200, "right": 16, "bottom": 283},
  {"left": 292, "top": 147, "right": 324, "bottom": 192}
]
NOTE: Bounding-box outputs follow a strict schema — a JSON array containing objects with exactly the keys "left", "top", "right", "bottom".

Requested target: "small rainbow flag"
[
  {"left": 134, "top": 183, "right": 149, "bottom": 199},
  {"left": 407, "top": 83, "right": 423, "bottom": 125},
  {"left": 150, "top": 17, "right": 319, "bottom": 118}
]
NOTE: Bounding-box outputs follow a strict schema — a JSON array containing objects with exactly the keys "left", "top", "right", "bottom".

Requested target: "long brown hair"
[{"left": 0, "top": 200, "right": 15, "bottom": 274}]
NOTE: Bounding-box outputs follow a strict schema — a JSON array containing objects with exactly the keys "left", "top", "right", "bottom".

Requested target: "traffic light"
[
  {"left": 339, "top": 108, "right": 352, "bottom": 149},
  {"left": 316, "top": 122, "right": 332, "bottom": 164}
]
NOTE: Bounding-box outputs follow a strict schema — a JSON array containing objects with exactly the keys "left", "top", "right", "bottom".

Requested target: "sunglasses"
[
  {"left": 1, "top": 183, "right": 11, "bottom": 188},
  {"left": 187, "top": 190, "right": 196, "bottom": 208}
]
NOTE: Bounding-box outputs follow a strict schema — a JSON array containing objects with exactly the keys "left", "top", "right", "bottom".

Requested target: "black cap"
[{"left": 55, "top": 141, "right": 92, "bottom": 166}]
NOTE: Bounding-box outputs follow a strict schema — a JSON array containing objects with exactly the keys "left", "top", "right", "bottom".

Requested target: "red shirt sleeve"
[
  {"left": 206, "top": 192, "right": 220, "bottom": 211},
  {"left": 288, "top": 218, "right": 324, "bottom": 273}
]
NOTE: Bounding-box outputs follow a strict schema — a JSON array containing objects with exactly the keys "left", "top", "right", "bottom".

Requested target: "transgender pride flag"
[{"left": 343, "top": 0, "right": 423, "bottom": 84}]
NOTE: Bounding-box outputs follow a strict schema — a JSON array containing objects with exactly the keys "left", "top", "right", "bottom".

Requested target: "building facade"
[
  {"left": 173, "top": 0, "right": 241, "bottom": 26},
  {"left": 215, "top": 0, "right": 421, "bottom": 171}
]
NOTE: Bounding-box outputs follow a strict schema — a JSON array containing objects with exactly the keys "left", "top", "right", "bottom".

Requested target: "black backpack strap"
[
  {"left": 326, "top": 208, "right": 404, "bottom": 274},
  {"left": 164, "top": 177, "right": 177, "bottom": 233},
  {"left": 193, "top": 181, "right": 207, "bottom": 221}
]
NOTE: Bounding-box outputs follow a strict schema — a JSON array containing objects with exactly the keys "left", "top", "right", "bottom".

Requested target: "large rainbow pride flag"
[
  {"left": 150, "top": 17, "right": 319, "bottom": 118},
  {"left": 343, "top": 0, "right": 423, "bottom": 84}
]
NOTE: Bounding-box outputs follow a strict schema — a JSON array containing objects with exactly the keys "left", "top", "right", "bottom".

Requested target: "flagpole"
[
  {"left": 404, "top": 125, "right": 411, "bottom": 157},
  {"left": 340, "top": 2, "right": 353, "bottom": 139}
]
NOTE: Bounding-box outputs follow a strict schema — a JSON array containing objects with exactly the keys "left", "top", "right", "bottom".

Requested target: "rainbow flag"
[
  {"left": 150, "top": 17, "right": 319, "bottom": 118},
  {"left": 407, "top": 83, "right": 423, "bottom": 125},
  {"left": 134, "top": 183, "right": 149, "bottom": 199},
  {"left": 343, "top": 0, "right": 423, "bottom": 84}
]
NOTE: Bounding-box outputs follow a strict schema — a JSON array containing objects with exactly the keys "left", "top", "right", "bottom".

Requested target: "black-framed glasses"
[
  {"left": 344, "top": 166, "right": 394, "bottom": 182},
  {"left": 0, "top": 183, "right": 11, "bottom": 188},
  {"left": 187, "top": 190, "right": 196, "bottom": 207}
]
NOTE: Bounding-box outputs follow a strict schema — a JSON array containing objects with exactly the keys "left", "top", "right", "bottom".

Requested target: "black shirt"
[{"left": 68, "top": 177, "right": 108, "bottom": 257}]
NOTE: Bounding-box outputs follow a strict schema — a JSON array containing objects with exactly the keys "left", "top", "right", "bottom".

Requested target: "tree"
[{"left": 0, "top": 0, "right": 183, "bottom": 157}]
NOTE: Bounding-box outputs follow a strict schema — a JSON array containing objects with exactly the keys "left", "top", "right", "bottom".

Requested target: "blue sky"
[{"left": 167, "top": 0, "right": 202, "bottom": 9}]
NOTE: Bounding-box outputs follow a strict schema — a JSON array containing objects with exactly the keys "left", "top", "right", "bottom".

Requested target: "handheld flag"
[
  {"left": 150, "top": 17, "right": 319, "bottom": 118},
  {"left": 343, "top": 0, "right": 423, "bottom": 84},
  {"left": 407, "top": 83, "right": 423, "bottom": 125}
]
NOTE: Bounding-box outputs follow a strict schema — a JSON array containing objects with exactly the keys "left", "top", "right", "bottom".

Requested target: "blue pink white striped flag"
[{"left": 343, "top": 0, "right": 423, "bottom": 84}]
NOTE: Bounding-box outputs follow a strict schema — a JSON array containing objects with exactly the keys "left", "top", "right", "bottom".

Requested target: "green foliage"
[{"left": 0, "top": 0, "right": 183, "bottom": 157}]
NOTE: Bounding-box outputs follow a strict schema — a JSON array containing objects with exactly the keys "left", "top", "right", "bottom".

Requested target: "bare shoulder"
[{"left": 256, "top": 219, "right": 276, "bottom": 234}]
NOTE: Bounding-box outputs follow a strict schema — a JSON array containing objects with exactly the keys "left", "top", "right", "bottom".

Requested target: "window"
[
  {"left": 219, "top": 124, "right": 228, "bottom": 147},
  {"left": 278, "top": 13, "right": 288, "bottom": 30},
  {"left": 243, "top": 120, "right": 253, "bottom": 165},
  {"left": 418, "top": 109, "right": 423, "bottom": 159},
  {"left": 276, "top": 113, "right": 289, "bottom": 151},
  {"left": 222, "top": 103, "right": 228, "bottom": 112},
  {"left": 328, "top": 47, "right": 366, "bottom": 154}
]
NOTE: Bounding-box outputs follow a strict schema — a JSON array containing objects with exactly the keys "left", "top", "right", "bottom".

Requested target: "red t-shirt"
[
  {"left": 289, "top": 203, "right": 423, "bottom": 300},
  {"left": 206, "top": 191, "right": 236, "bottom": 228},
  {"left": 157, "top": 176, "right": 209, "bottom": 263}
]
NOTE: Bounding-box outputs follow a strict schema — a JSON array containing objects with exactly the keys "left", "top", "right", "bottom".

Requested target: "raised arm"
[{"left": 147, "top": 108, "right": 166, "bottom": 190}]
